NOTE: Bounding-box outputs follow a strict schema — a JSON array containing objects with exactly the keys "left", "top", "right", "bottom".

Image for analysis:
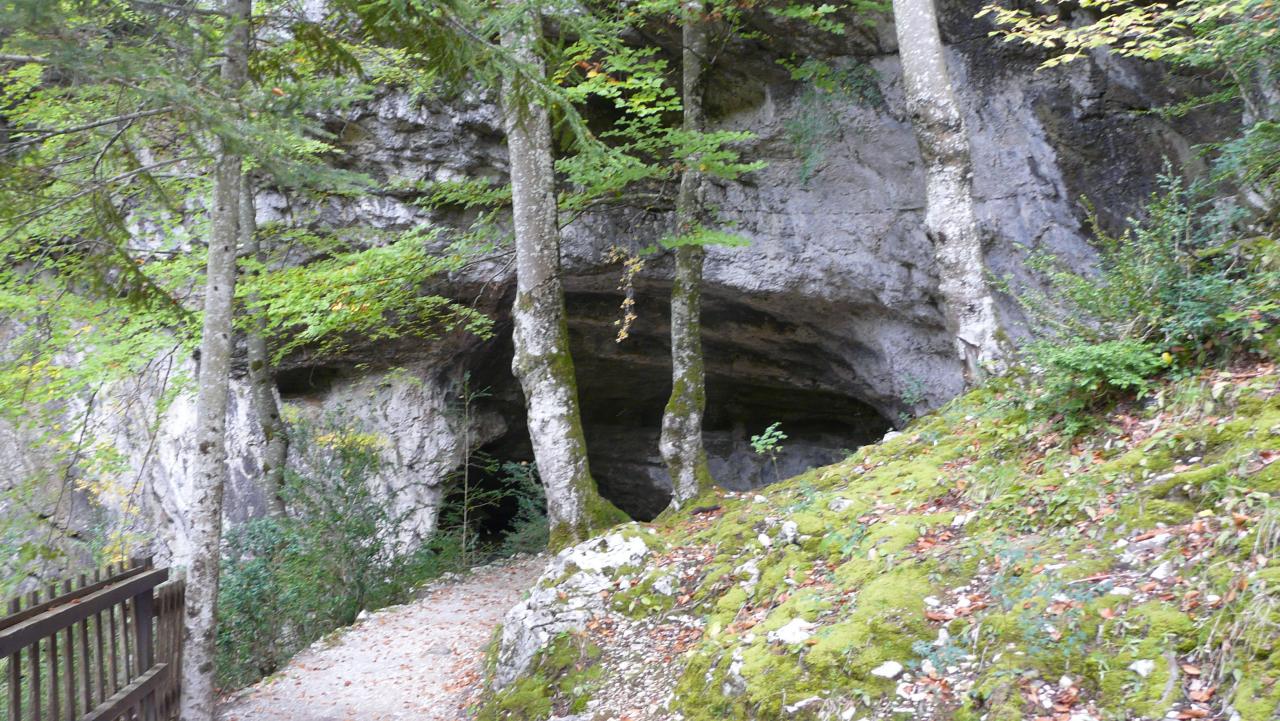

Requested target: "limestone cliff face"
[{"left": 4, "top": 0, "right": 1239, "bottom": 566}]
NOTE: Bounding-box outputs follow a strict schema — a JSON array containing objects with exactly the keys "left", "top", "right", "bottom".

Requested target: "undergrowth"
[{"left": 216, "top": 412, "right": 548, "bottom": 690}]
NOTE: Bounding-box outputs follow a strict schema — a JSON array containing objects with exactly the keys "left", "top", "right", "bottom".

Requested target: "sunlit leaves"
[{"left": 243, "top": 230, "right": 494, "bottom": 361}]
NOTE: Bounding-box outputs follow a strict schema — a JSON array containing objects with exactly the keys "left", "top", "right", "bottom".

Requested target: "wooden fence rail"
[{"left": 0, "top": 559, "right": 184, "bottom": 721}]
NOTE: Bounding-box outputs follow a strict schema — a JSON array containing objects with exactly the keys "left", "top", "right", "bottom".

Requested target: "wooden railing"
[{"left": 0, "top": 559, "right": 184, "bottom": 721}]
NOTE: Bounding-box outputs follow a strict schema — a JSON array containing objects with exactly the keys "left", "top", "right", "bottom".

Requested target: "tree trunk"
[
  {"left": 892, "top": 0, "right": 1005, "bottom": 382},
  {"left": 498, "top": 5, "right": 625, "bottom": 548},
  {"left": 241, "top": 178, "right": 289, "bottom": 517},
  {"left": 180, "top": 2, "right": 250, "bottom": 719},
  {"left": 661, "top": 1, "right": 715, "bottom": 507}
]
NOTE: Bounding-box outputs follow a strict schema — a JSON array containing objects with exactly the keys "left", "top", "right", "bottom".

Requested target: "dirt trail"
[{"left": 219, "top": 556, "right": 544, "bottom": 721}]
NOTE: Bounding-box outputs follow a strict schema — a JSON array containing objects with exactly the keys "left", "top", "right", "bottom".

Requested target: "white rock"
[
  {"left": 1151, "top": 561, "right": 1175, "bottom": 581},
  {"left": 1110, "top": 586, "right": 1134, "bottom": 597},
  {"left": 871, "top": 661, "right": 905, "bottom": 679},
  {"left": 779, "top": 520, "right": 800, "bottom": 545},
  {"left": 924, "top": 596, "right": 942, "bottom": 607},
  {"left": 1129, "top": 659, "right": 1156, "bottom": 678},
  {"left": 724, "top": 648, "right": 747, "bottom": 697},
  {"left": 493, "top": 531, "right": 650, "bottom": 689},
  {"left": 882, "top": 431, "right": 902, "bottom": 442},
  {"left": 753, "top": 494, "right": 768, "bottom": 503},
  {"left": 783, "top": 697, "right": 824, "bottom": 714},
  {"left": 934, "top": 628, "right": 951, "bottom": 647},
  {"left": 769, "top": 618, "right": 817, "bottom": 645},
  {"left": 1059, "top": 675, "right": 1074, "bottom": 689},
  {"left": 829, "top": 498, "right": 854, "bottom": 512},
  {"left": 734, "top": 558, "right": 761, "bottom": 593},
  {"left": 1131, "top": 533, "right": 1172, "bottom": 553},
  {"left": 758, "top": 533, "right": 773, "bottom": 548},
  {"left": 651, "top": 574, "right": 678, "bottom": 597}
]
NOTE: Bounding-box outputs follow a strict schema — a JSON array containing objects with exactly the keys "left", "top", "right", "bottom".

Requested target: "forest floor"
[{"left": 218, "top": 554, "right": 544, "bottom": 721}]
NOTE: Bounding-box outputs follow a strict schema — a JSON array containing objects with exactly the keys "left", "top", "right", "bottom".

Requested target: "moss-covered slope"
[{"left": 483, "top": 365, "right": 1280, "bottom": 721}]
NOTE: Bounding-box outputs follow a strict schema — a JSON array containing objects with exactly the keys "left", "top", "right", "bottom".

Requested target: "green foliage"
[
  {"left": 216, "top": 414, "right": 463, "bottom": 689},
  {"left": 0, "top": 1, "right": 417, "bottom": 576},
  {"left": 751, "top": 421, "right": 788, "bottom": 457},
  {"left": 766, "top": 3, "right": 848, "bottom": 34},
  {"left": 243, "top": 230, "right": 494, "bottom": 361},
  {"left": 1006, "top": 172, "right": 1279, "bottom": 433},
  {"left": 982, "top": 0, "right": 1280, "bottom": 203},
  {"left": 751, "top": 421, "right": 789, "bottom": 483},
  {"left": 1015, "top": 173, "right": 1279, "bottom": 363},
  {"left": 435, "top": 373, "right": 548, "bottom": 563},
  {"left": 495, "top": 461, "right": 551, "bottom": 557},
  {"left": 1030, "top": 340, "right": 1167, "bottom": 436}
]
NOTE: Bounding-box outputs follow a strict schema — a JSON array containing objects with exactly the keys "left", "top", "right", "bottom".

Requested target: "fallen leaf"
[{"left": 1189, "top": 687, "right": 1216, "bottom": 702}]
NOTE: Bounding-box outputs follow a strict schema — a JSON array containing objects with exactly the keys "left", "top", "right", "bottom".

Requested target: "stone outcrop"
[{"left": 493, "top": 530, "right": 652, "bottom": 689}]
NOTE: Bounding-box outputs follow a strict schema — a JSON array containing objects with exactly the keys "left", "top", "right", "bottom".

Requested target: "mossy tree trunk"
[
  {"left": 661, "top": 0, "right": 715, "bottom": 507},
  {"left": 240, "top": 178, "right": 288, "bottom": 518},
  {"left": 892, "top": 0, "right": 1006, "bottom": 382},
  {"left": 181, "top": 1, "right": 250, "bottom": 719},
  {"left": 499, "top": 4, "right": 626, "bottom": 548}
]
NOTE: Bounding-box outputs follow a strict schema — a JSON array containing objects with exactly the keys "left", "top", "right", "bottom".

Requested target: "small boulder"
[
  {"left": 769, "top": 618, "right": 817, "bottom": 645},
  {"left": 1129, "top": 659, "right": 1156, "bottom": 678},
  {"left": 871, "top": 661, "right": 904, "bottom": 679}
]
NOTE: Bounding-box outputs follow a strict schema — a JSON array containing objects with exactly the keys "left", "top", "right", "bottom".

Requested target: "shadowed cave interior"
[{"left": 455, "top": 284, "right": 895, "bottom": 538}]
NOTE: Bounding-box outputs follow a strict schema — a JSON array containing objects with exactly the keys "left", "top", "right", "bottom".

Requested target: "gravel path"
[{"left": 219, "top": 556, "right": 545, "bottom": 721}]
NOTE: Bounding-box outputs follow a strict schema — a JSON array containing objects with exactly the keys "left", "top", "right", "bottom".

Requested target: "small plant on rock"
[{"left": 751, "top": 421, "right": 788, "bottom": 483}]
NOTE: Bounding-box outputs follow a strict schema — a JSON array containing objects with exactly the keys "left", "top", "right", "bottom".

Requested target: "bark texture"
[
  {"left": 181, "top": 2, "right": 250, "bottom": 719},
  {"left": 660, "top": 2, "right": 715, "bottom": 507},
  {"left": 892, "top": 0, "right": 1005, "bottom": 381},
  {"left": 498, "top": 6, "right": 625, "bottom": 547},
  {"left": 241, "top": 179, "right": 288, "bottom": 517}
]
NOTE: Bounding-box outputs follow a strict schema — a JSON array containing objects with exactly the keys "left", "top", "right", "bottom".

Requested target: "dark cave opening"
[
  {"left": 275, "top": 365, "right": 343, "bottom": 398},
  {"left": 457, "top": 283, "right": 896, "bottom": 524},
  {"left": 437, "top": 445, "right": 538, "bottom": 548}
]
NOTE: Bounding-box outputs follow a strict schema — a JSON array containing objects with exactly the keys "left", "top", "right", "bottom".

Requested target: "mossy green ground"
[
  {"left": 479, "top": 631, "right": 605, "bottom": 721},
  {"left": 482, "top": 366, "right": 1280, "bottom": 720}
]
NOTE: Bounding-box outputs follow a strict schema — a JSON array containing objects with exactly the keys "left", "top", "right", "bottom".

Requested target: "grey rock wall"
[{"left": 3, "top": 0, "right": 1240, "bottom": 568}]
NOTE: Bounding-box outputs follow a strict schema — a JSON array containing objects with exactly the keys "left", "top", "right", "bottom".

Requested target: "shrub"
[
  {"left": 216, "top": 414, "right": 459, "bottom": 689},
  {"left": 1011, "top": 171, "right": 1279, "bottom": 432},
  {"left": 1027, "top": 339, "right": 1167, "bottom": 436},
  {"left": 216, "top": 412, "right": 549, "bottom": 690},
  {"left": 497, "top": 460, "right": 548, "bottom": 556},
  {"left": 1019, "top": 172, "right": 1278, "bottom": 363}
]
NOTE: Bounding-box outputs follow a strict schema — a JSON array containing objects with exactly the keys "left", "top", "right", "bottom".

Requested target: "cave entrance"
[
  {"left": 437, "top": 443, "right": 543, "bottom": 552},
  {"left": 462, "top": 348, "right": 892, "bottom": 524},
  {"left": 578, "top": 367, "right": 893, "bottom": 520},
  {"left": 456, "top": 286, "right": 896, "bottom": 525}
]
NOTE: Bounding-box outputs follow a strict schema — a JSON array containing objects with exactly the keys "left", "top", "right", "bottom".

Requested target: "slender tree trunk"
[
  {"left": 893, "top": 0, "right": 1005, "bottom": 381},
  {"left": 181, "top": 2, "right": 250, "bottom": 719},
  {"left": 661, "top": 1, "right": 715, "bottom": 507},
  {"left": 241, "top": 179, "right": 289, "bottom": 517},
  {"left": 498, "top": 5, "right": 625, "bottom": 548}
]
